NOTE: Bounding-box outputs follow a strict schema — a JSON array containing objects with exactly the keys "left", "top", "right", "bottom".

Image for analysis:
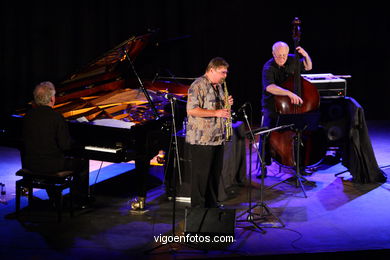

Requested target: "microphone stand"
[
  {"left": 123, "top": 49, "right": 160, "bottom": 119},
  {"left": 265, "top": 113, "right": 319, "bottom": 198},
  {"left": 236, "top": 108, "right": 289, "bottom": 232},
  {"left": 144, "top": 95, "right": 198, "bottom": 255}
]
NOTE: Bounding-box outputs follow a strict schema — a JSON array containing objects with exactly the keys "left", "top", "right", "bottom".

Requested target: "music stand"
[
  {"left": 267, "top": 112, "right": 321, "bottom": 198},
  {"left": 236, "top": 108, "right": 290, "bottom": 232}
]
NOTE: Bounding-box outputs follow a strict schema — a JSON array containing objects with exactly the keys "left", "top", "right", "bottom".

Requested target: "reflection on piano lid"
[
  {"left": 49, "top": 32, "right": 177, "bottom": 124},
  {"left": 62, "top": 33, "right": 153, "bottom": 85},
  {"left": 85, "top": 146, "right": 122, "bottom": 154},
  {"left": 91, "top": 119, "right": 136, "bottom": 129}
]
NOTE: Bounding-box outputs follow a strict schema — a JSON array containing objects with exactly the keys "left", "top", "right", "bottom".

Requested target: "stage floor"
[{"left": 1, "top": 120, "right": 390, "bottom": 259}]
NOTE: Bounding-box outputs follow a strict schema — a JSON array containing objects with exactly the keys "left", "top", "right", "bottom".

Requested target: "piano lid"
[
  {"left": 62, "top": 33, "right": 153, "bottom": 85},
  {"left": 10, "top": 31, "right": 188, "bottom": 128}
]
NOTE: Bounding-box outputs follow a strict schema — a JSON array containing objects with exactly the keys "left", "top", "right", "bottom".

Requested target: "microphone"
[
  {"left": 155, "top": 90, "right": 176, "bottom": 100},
  {"left": 237, "top": 102, "right": 250, "bottom": 113},
  {"left": 152, "top": 72, "right": 159, "bottom": 84},
  {"left": 232, "top": 102, "right": 250, "bottom": 120},
  {"left": 163, "top": 93, "right": 176, "bottom": 100}
]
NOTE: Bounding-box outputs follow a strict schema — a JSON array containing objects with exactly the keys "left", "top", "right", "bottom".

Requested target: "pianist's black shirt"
[{"left": 22, "top": 105, "right": 72, "bottom": 173}]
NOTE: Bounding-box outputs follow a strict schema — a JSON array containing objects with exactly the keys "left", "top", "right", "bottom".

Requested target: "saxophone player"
[{"left": 186, "top": 57, "right": 234, "bottom": 208}]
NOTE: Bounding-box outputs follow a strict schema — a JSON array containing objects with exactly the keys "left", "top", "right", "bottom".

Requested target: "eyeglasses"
[
  {"left": 216, "top": 69, "right": 228, "bottom": 75},
  {"left": 273, "top": 53, "right": 288, "bottom": 59}
]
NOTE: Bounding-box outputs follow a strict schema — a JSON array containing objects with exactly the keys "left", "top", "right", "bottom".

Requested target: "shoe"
[
  {"left": 70, "top": 199, "right": 89, "bottom": 210},
  {"left": 256, "top": 167, "right": 268, "bottom": 179},
  {"left": 74, "top": 203, "right": 88, "bottom": 210},
  {"left": 300, "top": 169, "right": 313, "bottom": 176},
  {"left": 71, "top": 195, "right": 93, "bottom": 210},
  {"left": 217, "top": 203, "right": 225, "bottom": 209}
]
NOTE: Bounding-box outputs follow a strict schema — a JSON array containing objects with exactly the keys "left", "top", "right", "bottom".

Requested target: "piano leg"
[
  {"left": 135, "top": 157, "right": 148, "bottom": 198},
  {"left": 130, "top": 126, "right": 170, "bottom": 211},
  {"left": 130, "top": 157, "right": 149, "bottom": 211}
]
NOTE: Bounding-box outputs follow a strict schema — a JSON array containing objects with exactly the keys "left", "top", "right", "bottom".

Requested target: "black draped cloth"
[
  {"left": 342, "top": 97, "right": 387, "bottom": 183},
  {"left": 218, "top": 121, "right": 247, "bottom": 201}
]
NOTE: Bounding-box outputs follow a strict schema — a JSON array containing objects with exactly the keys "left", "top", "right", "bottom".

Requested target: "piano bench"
[{"left": 15, "top": 169, "right": 75, "bottom": 222}]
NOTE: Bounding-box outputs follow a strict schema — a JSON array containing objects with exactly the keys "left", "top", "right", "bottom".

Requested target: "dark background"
[{"left": 2, "top": 1, "right": 389, "bottom": 124}]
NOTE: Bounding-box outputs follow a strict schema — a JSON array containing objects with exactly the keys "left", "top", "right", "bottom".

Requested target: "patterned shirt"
[{"left": 185, "top": 75, "right": 226, "bottom": 145}]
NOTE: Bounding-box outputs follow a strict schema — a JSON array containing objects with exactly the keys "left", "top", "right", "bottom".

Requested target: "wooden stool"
[{"left": 15, "top": 169, "right": 75, "bottom": 222}]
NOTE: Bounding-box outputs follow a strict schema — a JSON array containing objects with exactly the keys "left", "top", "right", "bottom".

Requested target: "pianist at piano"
[
  {"left": 21, "top": 81, "right": 90, "bottom": 207},
  {"left": 0, "top": 32, "right": 189, "bottom": 212}
]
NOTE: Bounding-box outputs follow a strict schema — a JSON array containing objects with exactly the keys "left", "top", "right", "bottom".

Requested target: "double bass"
[{"left": 268, "top": 17, "right": 327, "bottom": 168}]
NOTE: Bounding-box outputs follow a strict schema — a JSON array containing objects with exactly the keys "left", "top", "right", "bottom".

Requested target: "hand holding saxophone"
[
  {"left": 215, "top": 95, "right": 233, "bottom": 118},
  {"left": 215, "top": 108, "right": 231, "bottom": 118},
  {"left": 227, "top": 95, "right": 234, "bottom": 106}
]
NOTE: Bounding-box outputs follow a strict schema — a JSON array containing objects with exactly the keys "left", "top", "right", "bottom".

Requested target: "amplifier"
[{"left": 302, "top": 73, "right": 348, "bottom": 98}]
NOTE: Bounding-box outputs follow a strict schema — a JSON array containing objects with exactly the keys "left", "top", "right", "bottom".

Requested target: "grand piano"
[{"left": 0, "top": 32, "right": 188, "bottom": 198}]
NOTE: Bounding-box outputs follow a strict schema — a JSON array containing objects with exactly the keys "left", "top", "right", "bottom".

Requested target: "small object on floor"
[
  {"left": 129, "top": 196, "right": 149, "bottom": 215},
  {"left": 130, "top": 196, "right": 145, "bottom": 210},
  {"left": 300, "top": 169, "right": 313, "bottom": 176}
]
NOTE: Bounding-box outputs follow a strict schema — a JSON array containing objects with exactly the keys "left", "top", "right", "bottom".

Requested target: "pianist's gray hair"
[{"left": 33, "top": 81, "right": 56, "bottom": 106}]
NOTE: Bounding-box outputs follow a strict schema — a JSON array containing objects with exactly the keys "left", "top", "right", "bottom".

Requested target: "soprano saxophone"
[{"left": 223, "top": 81, "right": 233, "bottom": 142}]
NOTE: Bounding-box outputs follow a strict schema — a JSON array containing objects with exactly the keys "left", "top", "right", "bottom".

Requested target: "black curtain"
[{"left": 2, "top": 1, "right": 390, "bottom": 122}]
